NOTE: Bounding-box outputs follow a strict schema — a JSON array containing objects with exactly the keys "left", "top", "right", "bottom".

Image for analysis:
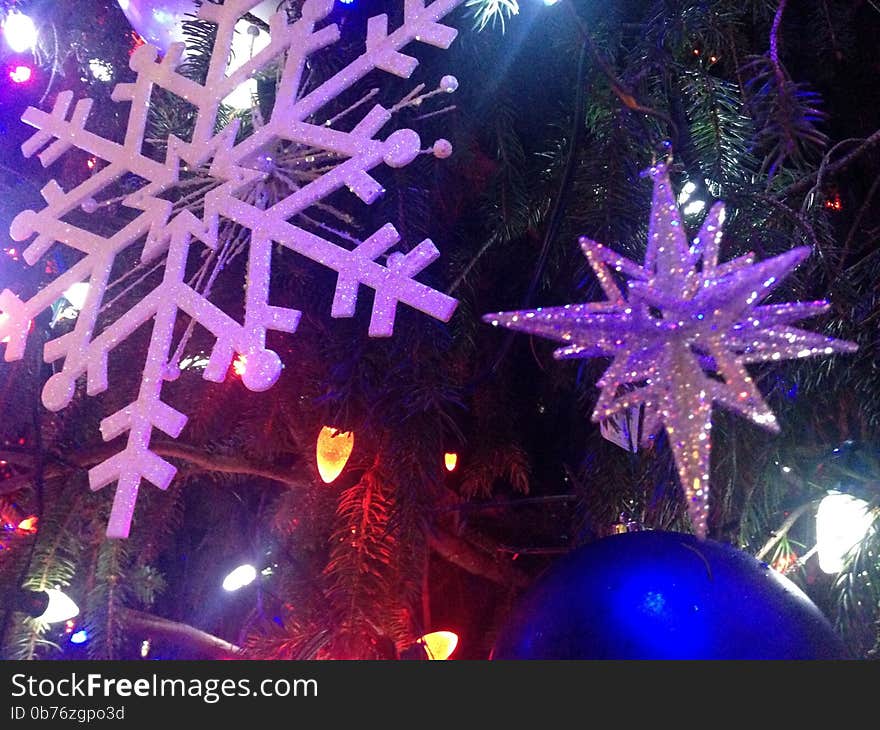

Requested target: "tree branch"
[
  {"left": 0, "top": 440, "right": 304, "bottom": 496},
  {"left": 122, "top": 608, "right": 241, "bottom": 660},
  {"left": 780, "top": 128, "right": 880, "bottom": 200},
  {"left": 427, "top": 527, "right": 531, "bottom": 589},
  {"left": 1, "top": 441, "right": 530, "bottom": 590},
  {"left": 755, "top": 500, "right": 820, "bottom": 561}
]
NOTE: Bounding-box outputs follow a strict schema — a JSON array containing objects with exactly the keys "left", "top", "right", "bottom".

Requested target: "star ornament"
[{"left": 483, "top": 162, "right": 857, "bottom": 537}]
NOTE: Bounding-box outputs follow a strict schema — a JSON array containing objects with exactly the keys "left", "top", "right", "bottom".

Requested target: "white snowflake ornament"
[
  {"left": 1, "top": 0, "right": 465, "bottom": 538},
  {"left": 484, "top": 162, "right": 857, "bottom": 538}
]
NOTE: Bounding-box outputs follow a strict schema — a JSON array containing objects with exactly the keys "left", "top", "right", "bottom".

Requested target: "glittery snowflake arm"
[{"left": 1, "top": 0, "right": 465, "bottom": 538}]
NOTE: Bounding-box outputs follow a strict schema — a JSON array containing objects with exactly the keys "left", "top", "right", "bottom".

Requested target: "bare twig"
[
  {"left": 122, "top": 608, "right": 241, "bottom": 659},
  {"left": 781, "top": 128, "right": 880, "bottom": 201},
  {"left": 427, "top": 527, "right": 530, "bottom": 588},
  {"left": 755, "top": 499, "right": 820, "bottom": 561}
]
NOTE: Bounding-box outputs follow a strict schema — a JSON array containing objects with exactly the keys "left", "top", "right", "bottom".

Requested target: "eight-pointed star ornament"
[{"left": 483, "top": 162, "right": 857, "bottom": 537}]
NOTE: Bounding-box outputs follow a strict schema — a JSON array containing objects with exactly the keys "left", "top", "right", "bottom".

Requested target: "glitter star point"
[{"left": 483, "top": 163, "right": 857, "bottom": 537}]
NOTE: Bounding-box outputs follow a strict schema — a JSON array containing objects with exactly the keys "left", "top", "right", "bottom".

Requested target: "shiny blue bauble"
[{"left": 491, "top": 531, "right": 848, "bottom": 660}]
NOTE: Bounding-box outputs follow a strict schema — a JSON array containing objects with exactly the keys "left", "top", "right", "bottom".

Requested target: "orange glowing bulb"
[
  {"left": 316, "top": 426, "right": 354, "bottom": 484},
  {"left": 17, "top": 516, "right": 38, "bottom": 533},
  {"left": 419, "top": 631, "right": 459, "bottom": 660},
  {"left": 444, "top": 452, "right": 459, "bottom": 472},
  {"left": 232, "top": 354, "right": 247, "bottom": 376}
]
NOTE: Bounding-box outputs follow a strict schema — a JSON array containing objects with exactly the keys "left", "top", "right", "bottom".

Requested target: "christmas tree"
[{"left": 0, "top": 0, "right": 878, "bottom": 660}]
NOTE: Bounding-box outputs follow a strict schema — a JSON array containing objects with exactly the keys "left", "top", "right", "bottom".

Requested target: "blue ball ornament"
[{"left": 491, "top": 531, "right": 848, "bottom": 660}]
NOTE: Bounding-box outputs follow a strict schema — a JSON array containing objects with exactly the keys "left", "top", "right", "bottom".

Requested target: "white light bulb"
[
  {"left": 222, "top": 564, "right": 257, "bottom": 592},
  {"left": 222, "top": 19, "right": 271, "bottom": 111},
  {"left": 543, "top": 0, "right": 561, "bottom": 6},
  {"left": 89, "top": 59, "right": 114, "bottom": 82},
  {"left": 64, "top": 282, "right": 90, "bottom": 311},
  {"left": 2, "top": 11, "right": 38, "bottom": 53},
  {"left": 228, "top": 22, "right": 271, "bottom": 75},
  {"left": 223, "top": 78, "right": 259, "bottom": 111},
  {"left": 37, "top": 589, "right": 80, "bottom": 624},
  {"left": 683, "top": 199, "right": 706, "bottom": 216},
  {"left": 816, "top": 492, "right": 874, "bottom": 574},
  {"left": 677, "top": 181, "right": 698, "bottom": 205}
]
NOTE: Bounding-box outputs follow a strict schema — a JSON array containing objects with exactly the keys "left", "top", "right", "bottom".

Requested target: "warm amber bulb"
[
  {"left": 316, "top": 426, "right": 355, "bottom": 483},
  {"left": 444, "top": 452, "right": 458, "bottom": 472},
  {"left": 17, "top": 516, "right": 38, "bottom": 533},
  {"left": 232, "top": 354, "right": 247, "bottom": 376},
  {"left": 419, "top": 631, "right": 459, "bottom": 660}
]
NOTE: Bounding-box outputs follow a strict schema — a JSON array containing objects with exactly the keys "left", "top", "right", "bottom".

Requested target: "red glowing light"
[
  {"left": 9, "top": 65, "right": 32, "bottom": 84},
  {"left": 825, "top": 194, "right": 843, "bottom": 211},
  {"left": 130, "top": 31, "right": 146, "bottom": 56},
  {"left": 772, "top": 550, "right": 798, "bottom": 574},
  {"left": 232, "top": 354, "right": 247, "bottom": 376},
  {"left": 17, "top": 516, "right": 38, "bottom": 534}
]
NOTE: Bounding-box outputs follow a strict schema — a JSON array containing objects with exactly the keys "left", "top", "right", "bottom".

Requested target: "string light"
[
  {"left": 232, "top": 354, "right": 248, "bottom": 376},
  {"left": 816, "top": 492, "right": 875, "bottom": 574},
  {"left": 222, "top": 23, "right": 271, "bottom": 110},
  {"left": 222, "top": 564, "right": 257, "bottom": 592},
  {"left": 17, "top": 516, "right": 38, "bottom": 533},
  {"left": 63, "top": 283, "right": 90, "bottom": 311},
  {"left": 2, "top": 11, "right": 38, "bottom": 53},
  {"left": 418, "top": 631, "right": 459, "bottom": 660},
  {"left": 9, "top": 64, "right": 32, "bottom": 84},
  {"left": 444, "top": 452, "right": 459, "bottom": 472},
  {"left": 316, "top": 427, "right": 355, "bottom": 484},
  {"left": 70, "top": 629, "right": 88, "bottom": 645},
  {"left": 825, "top": 194, "right": 843, "bottom": 211},
  {"left": 36, "top": 589, "right": 80, "bottom": 624},
  {"left": 88, "top": 59, "right": 114, "bottom": 82},
  {"left": 682, "top": 199, "right": 706, "bottom": 216}
]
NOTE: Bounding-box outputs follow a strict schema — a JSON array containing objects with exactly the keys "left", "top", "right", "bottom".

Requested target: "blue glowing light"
[{"left": 70, "top": 629, "right": 88, "bottom": 645}]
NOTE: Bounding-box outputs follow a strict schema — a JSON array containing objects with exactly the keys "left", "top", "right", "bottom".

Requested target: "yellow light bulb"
[
  {"left": 419, "top": 631, "right": 459, "bottom": 660},
  {"left": 316, "top": 427, "right": 355, "bottom": 484},
  {"left": 444, "top": 452, "right": 458, "bottom": 472}
]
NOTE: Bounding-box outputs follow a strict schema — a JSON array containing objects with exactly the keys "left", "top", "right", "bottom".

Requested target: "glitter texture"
[
  {"left": 483, "top": 162, "right": 857, "bottom": 537},
  {"left": 0, "top": 0, "right": 464, "bottom": 538}
]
